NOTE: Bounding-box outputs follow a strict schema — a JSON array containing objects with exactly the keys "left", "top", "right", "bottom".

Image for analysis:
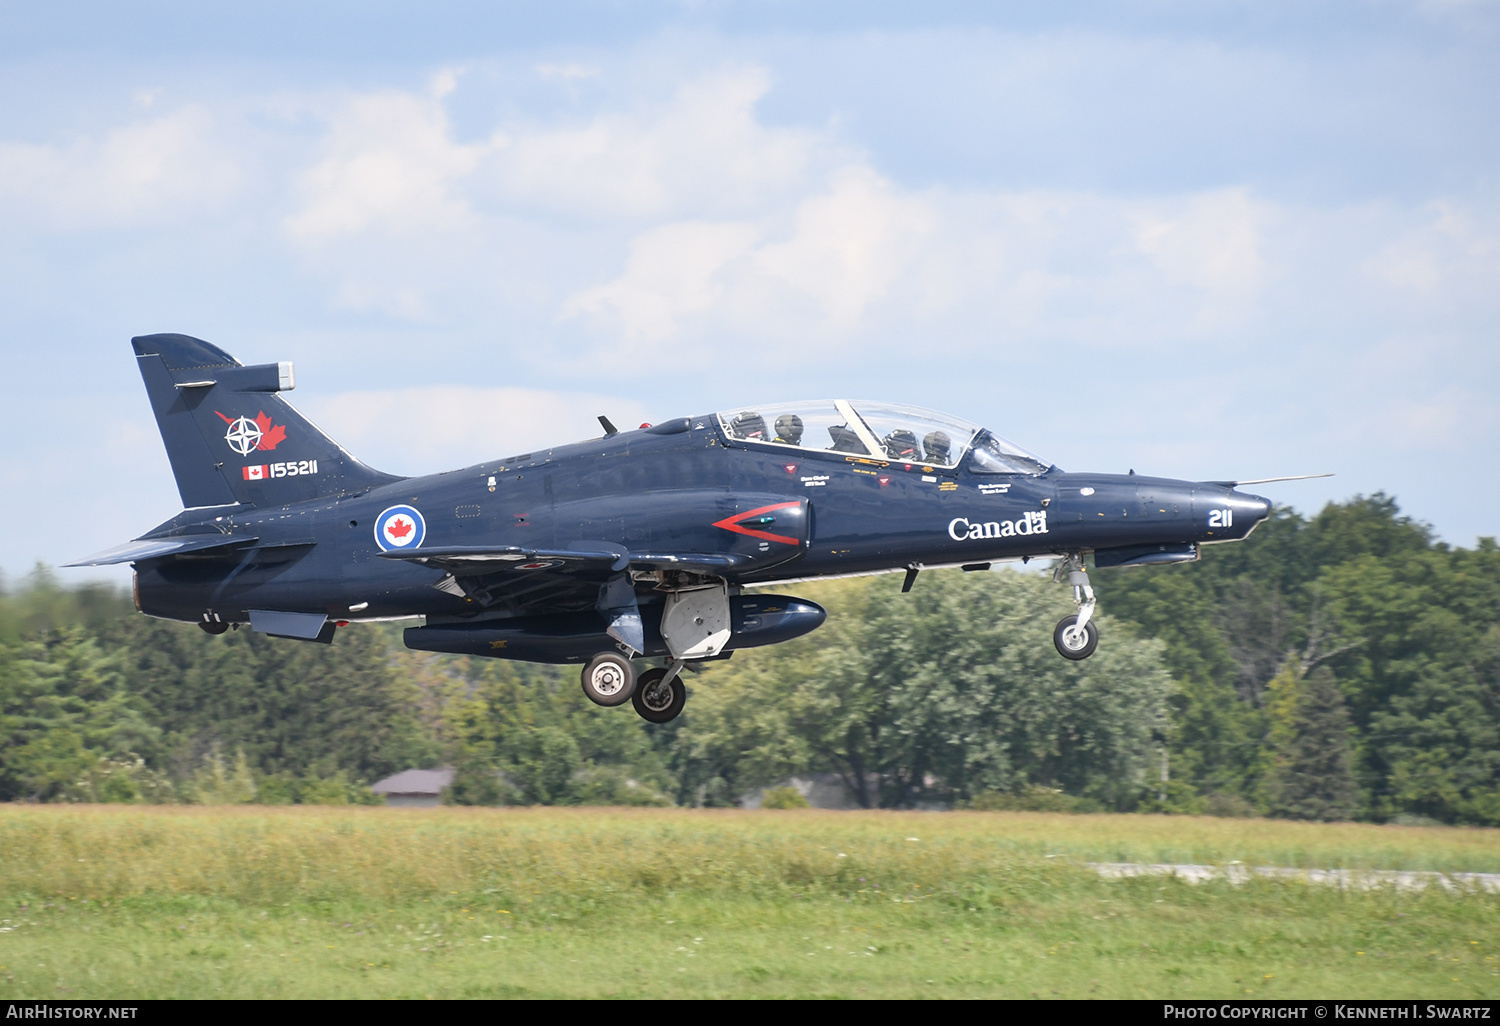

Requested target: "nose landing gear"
[{"left": 1052, "top": 554, "right": 1099, "bottom": 660}]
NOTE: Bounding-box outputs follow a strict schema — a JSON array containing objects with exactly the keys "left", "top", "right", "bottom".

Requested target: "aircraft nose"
[{"left": 1232, "top": 490, "right": 1273, "bottom": 535}]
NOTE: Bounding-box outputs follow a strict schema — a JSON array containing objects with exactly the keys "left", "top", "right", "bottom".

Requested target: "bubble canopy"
[{"left": 716, "top": 400, "right": 1053, "bottom": 474}]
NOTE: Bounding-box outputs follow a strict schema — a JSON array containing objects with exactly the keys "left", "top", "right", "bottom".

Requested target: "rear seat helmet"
[{"left": 773, "top": 414, "right": 804, "bottom": 445}]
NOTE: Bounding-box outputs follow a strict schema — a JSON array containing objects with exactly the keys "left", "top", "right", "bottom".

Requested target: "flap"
[
  {"left": 64, "top": 533, "right": 258, "bottom": 567},
  {"left": 249, "top": 609, "right": 329, "bottom": 640},
  {"left": 378, "top": 543, "right": 630, "bottom": 574},
  {"left": 623, "top": 552, "right": 741, "bottom": 572}
]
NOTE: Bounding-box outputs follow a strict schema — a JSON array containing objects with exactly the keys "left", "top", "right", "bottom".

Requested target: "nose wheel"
[
  {"left": 1053, "top": 614, "right": 1099, "bottom": 660},
  {"left": 1052, "top": 554, "right": 1099, "bottom": 660}
]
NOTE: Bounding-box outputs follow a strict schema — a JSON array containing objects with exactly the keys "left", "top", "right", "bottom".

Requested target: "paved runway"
[{"left": 1090, "top": 862, "right": 1500, "bottom": 893}]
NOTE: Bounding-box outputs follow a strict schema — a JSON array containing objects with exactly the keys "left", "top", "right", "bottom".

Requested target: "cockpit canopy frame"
[{"left": 716, "top": 400, "right": 1052, "bottom": 475}]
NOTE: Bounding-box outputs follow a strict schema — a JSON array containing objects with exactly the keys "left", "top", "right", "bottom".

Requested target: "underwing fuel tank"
[{"left": 403, "top": 594, "right": 826, "bottom": 663}]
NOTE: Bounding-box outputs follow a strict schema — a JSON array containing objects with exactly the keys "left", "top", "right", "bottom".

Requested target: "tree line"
[{"left": 0, "top": 494, "right": 1494, "bottom": 823}]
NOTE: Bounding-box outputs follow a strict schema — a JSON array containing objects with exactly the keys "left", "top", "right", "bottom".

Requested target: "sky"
[{"left": 1, "top": 1, "right": 1497, "bottom": 586}]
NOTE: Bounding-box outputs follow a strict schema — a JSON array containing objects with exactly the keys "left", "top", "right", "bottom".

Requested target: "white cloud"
[
  {"left": 564, "top": 173, "right": 1276, "bottom": 362},
  {"left": 0, "top": 105, "right": 239, "bottom": 228},
  {"left": 751, "top": 165, "right": 936, "bottom": 327},
  {"left": 536, "top": 63, "right": 599, "bottom": 81},
  {"left": 273, "top": 65, "right": 839, "bottom": 324},
  {"left": 283, "top": 64, "right": 827, "bottom": 249},
  {"left": 486, "top": 66, "right": 824, "bottom": 219},
  {"left": 566, "top": 220, "right": 763, "bottom": 342},
  {"left": 1382, "top": 389, "right": 1484, "bottom": 449},
  {"left": 0, "top": 62, "right": 1278, "bottom": 369},
  {"left": 565, "top": 165, "right": 935, "bottom": 352},
  {"left": 0, "top": 63, "right": 1484, "bottom": 379},
  {"left": 1130, "top": 188, "right": 1264, "bottom": 317},
  {"left": 1363, "top": 200, "right": 1500, "bottom": 306},
  {"left": 285, "top": 87, "right": 501, "bottom": 242}
]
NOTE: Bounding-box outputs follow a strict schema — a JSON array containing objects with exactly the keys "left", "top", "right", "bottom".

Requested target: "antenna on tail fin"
[{"left": 132, "top": 333, "right": 402, "bottom": 508}]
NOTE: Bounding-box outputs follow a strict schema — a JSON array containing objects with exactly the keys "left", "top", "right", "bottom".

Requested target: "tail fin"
[{"left": 133, "top": 333, "right": 401, "bottom": 508}]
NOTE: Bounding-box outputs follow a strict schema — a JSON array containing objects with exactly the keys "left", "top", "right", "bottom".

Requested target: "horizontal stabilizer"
[{"left": 65, "top": 533, "right": 258, "bottom": 567}]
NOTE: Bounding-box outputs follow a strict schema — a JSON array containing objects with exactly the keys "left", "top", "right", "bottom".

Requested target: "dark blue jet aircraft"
[{"left": 72, "top": 333, "right": 1289, "bottom": 723}]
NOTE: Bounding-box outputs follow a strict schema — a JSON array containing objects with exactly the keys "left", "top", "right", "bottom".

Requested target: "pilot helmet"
[
  {"left": 773, "top": 413, "right": 804, "bottom": 444},
  {"left": 731, "top": 411, "right": 767, "bottom": 440},
  {"left": 923, "top": 430, "right": 952, "bottom": 464},
  {"left": 885, "top": 428, "right": 919, "bottom": 459}
]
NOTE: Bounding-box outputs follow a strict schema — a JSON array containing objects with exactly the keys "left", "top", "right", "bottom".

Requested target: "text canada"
[{"left": 948, "top": 511, "right": 1049, "bottom": 541}]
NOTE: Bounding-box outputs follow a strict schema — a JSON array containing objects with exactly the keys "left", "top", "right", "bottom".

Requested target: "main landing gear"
[
  {"left": 581, "top": 653, "right": 689, "bottom": 722},
  {"left": 581, "top": 578, "right": 727, "bottom": 722},
  {"left": 632, "top": 664, "right": 687, "bottom": 723},
  {"left": 1052, "top": 554, "right": 1099, "bottom": 660},
  {"left": 581, "top": 651, "right": 635, "bottom": 706}
]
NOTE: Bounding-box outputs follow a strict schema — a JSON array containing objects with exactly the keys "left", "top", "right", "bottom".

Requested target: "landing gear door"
[{"left": 661, "top": 582, "right": 731, "bottom": 659}]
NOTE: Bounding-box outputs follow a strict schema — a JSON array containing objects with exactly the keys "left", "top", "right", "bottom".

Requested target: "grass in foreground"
[{"left": 1, "top": 806, "right": 1497, "bottom": 999}]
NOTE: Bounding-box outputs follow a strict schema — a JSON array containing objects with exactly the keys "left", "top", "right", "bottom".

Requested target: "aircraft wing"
[
  {"left": 65, "top": 534, "right": 260, "bottom": 567},
  {"left": 377, "top": 545, "right": 741, "bottom": 576},
  {"left": 380, "top": 543, "right": 753, "bottom": 624}
]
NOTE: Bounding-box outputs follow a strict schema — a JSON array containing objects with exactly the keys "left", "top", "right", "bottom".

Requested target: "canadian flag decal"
[{"left": 243, "top": 465, "right": 267, "bottom": 481}]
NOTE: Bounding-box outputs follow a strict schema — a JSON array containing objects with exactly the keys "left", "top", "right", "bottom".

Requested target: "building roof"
[{"left": 370, "top": 767, "right": 454, "bottom": 796}]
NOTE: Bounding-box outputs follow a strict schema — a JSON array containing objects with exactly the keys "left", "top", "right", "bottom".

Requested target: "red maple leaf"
[
  {"left": 386, "top": 517, "right": 413, "bottom": 540},
  {"left": 253, "top": 411, "right": 287, "bottom": 451}
]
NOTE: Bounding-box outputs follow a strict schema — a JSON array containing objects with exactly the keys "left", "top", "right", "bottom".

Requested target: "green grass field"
[{"left": 1, "top": 806, "right": 1497, "bottom": 999}]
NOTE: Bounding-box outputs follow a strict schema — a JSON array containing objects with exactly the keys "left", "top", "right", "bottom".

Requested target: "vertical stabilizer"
[{"left": 132, "top": 333, "right": 401, "bottom": 508}]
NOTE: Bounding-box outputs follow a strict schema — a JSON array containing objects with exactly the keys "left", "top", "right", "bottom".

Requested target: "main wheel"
[
  {"left": 632, "top": 667, "right": 686, "bottom": 723},
  {"left": 198, "top": 620, "right": 229, "bottom": 636},
  {"left": 1053, "top": 614, "right": 1099, "bottom": 660},
  {"left": 581, "top": 652, "right": 636, "bottom": 706}
]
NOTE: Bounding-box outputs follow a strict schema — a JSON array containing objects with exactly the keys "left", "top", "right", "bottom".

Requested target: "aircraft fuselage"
[{"left": 134, "top": 413, "right": 1269, "bottom": 637}]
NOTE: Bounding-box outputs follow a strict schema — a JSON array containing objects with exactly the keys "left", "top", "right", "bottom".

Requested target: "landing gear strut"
[
  {"left": 632, "top": 661, "right": 688, "bottom": 723},
  {"left": 1052, "top": 554, "right": 1099, "bottom": 660}
]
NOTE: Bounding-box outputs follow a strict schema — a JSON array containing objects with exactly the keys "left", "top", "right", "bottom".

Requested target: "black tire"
[
  {"left": 198, "top": 620, "right": 229, "bottom": 636},
  {"left": 632, "top": 667, "right": 687, "bottom": 723},
  {"left": 1053, "top": 614, "right": 1099, "bottom": 660},
  {"left": 581, "top": 651, "right": 636, "bottom": 706}
]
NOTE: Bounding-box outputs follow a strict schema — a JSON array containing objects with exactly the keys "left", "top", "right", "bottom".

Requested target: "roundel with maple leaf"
[{"left": 374, "top": 505, "right": 425, "bottom": 551}]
